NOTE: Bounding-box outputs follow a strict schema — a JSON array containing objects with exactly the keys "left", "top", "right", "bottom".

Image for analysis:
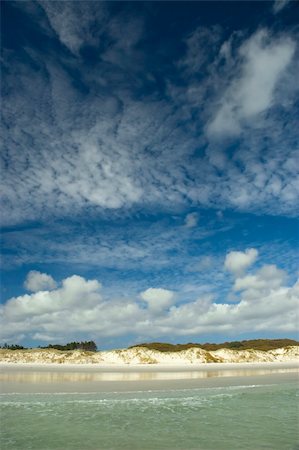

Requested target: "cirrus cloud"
[{"left": 207, "top": 29, "right": 296, "bottom": 137}]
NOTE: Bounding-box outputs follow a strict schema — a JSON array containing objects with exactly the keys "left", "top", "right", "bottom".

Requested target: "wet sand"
[{"left": 1, "top": 362, "right": 298, "bottom": 393}]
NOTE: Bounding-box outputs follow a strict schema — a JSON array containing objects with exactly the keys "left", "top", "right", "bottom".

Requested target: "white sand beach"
[
  {"left": 1, "top": 361, "right": 298, "bottom": 393},
  {"left": 1, "top": 347, "right": 298, "bottom": 393}
]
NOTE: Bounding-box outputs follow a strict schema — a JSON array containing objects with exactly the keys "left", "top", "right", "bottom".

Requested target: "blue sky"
[{"left": 1, "top": 0, "right": 298, "bottom": 349}]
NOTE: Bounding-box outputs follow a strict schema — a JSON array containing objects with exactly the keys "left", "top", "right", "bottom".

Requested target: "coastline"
[
  {"left": 1, "top": 360, "right": 298, "bottom": 371},
  {"left": 1, "top": 345, "right": 298, "bottom": 366},
  {"left": 1, "top": 361, "right": 298, "bottom": 393}
]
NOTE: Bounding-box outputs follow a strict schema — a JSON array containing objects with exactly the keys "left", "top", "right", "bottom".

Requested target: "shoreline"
[
  {"left": 1, "top": 361, "right": 298, "bottom": 393},
  {"left": 1, "top": 360, "right": 298, "bottom": 371},
  {"left": 1, "top": 372, "right": 298, "bottom": 394}
]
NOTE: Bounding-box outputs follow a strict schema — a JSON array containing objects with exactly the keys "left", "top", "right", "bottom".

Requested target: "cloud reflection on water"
[{"left": 1, "top": 367, "right": 297, "bottom": 384}]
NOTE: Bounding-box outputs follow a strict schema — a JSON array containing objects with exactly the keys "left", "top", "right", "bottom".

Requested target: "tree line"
[
  {"left": 42, "top": 341, "right": 97, "bottom": 352},
  {"left": 0, "top": 341, "right": 97, "bottom": 352},
  {"left": 0, "top": 343, "right": 26, "bottom": 350}
]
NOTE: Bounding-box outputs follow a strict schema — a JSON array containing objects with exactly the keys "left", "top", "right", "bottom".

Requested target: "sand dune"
[{"left": 0, "top": 345, "right": 298, "bottom": 365}]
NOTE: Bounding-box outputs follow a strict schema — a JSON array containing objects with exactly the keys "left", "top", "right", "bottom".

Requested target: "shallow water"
[
  {"left": 1, "top": 381, "right": 298, "bottom": 449},
  {"left": 1, "top": 366, "right": 297, "bottom": 382}
]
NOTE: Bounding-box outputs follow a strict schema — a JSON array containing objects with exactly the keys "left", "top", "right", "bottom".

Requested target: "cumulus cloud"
[
  {"left": 1, "top": 274, "right": 143, "bottom": 343},
  {"left": 24, "top": 271, "right": 57, "bottom": 292},
  {"left": 184, "top": 212, "right": 199, "bottom": 228},
  {"left": 207, "top": 29, "right": 296, "bottom": 137},
  {"left": 224, "top": 248, "right": 258, "bottom": 276},
  {"left": 233, "top": 264, "right": 286, "bottom": 297},
  {"left": 1, "top": 258, "right": 298, "bottom": 344},
  {"left": 6, "top": 275, "right": 102, "bottom": 320},
  {"left": 140, "top": 288, "right": 175, "bottom": 314}
]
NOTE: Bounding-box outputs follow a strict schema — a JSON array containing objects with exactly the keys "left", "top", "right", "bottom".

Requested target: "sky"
[{"left": 1, "top": 0, "right": 299, "bottom": 349}]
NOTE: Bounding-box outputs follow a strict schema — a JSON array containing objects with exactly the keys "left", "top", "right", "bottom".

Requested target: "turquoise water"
[{"left": 1, "top": 383, "right": 298, "bottom": 450}]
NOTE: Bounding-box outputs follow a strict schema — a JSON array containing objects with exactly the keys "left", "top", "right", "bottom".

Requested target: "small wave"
[{"left": 0, "top": 383, "right": 274, "bottom": 397}]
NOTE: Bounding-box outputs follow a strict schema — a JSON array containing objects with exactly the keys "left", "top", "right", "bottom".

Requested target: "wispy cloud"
[
  {"left": 39, "top": 1, "right": 109, "bottom": 55},
  {"left": 207, "top": 29, "right": 296, "bottom": 137},
  {"left": 184, "top": 212, "right": 199, "bottom": 228},
  {"left": 1, "top": 216, "right": 226, "bottom": 274},
  {"left": 272, "top": 0, "right": 291, "bottom": 14},
  {"left": 2, "top": 5, "right": 299, "bottom": 228}
]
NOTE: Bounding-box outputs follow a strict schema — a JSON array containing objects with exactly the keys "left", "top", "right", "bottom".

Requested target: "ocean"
[{"left": 1, "top": 377, "right": 298, "bottom": 450}]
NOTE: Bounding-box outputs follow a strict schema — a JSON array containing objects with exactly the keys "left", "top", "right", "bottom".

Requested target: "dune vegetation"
[{"left": 129, "top": 339, "right": 299, "bottom": 352}]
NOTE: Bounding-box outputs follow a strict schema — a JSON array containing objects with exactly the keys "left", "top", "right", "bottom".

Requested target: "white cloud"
[
  {"left": 24, "top": 271, "right": 57, "bottom": 292},
  {"left": 39, "top": 1, "right": 108, "bottom": 54},
  {"left": 33, "top": 332, "right": 64, "bottom": 342},
  {"left": 224, "top": 248, "right": 258, "bottom": 276},
  {"left": 6, "top": 275, "right": 102, "bottom": 320},
  {"left": 179, "top": 26, "right": 222, "bottom": 75},
  {"left": 272, "top": 0, "right": 291, "bottom": 14},
  {"left": 2, "top": 13, "right": 299, "bottom": 227},
  {"left": 234, "top": 264, "right": 286, "bottom": 298},
  {"left": 207, "top": 29, "right": 296, "bottom": 137},
  {"left": 188, "top": 256, "right": 214, "bottom": 272},
  {"left": 184, "top": 212, "right": 199, "bottom": 228},
  {"left": 140, "top": 288, "right": 175, "bottom": 314},
  {"left": 148, "top": 271, "right": 298, "bottom": 336},
  {"left": 0, "top": 274, "right": 143, "bottom": 343},
  {"left": 1, "top": 260, "right": 298, "bottom": 344}
]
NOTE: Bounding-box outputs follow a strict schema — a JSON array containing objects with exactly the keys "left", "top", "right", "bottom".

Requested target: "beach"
[{"left": 1, "top": 361, "right": 298, "bottom": 393}]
